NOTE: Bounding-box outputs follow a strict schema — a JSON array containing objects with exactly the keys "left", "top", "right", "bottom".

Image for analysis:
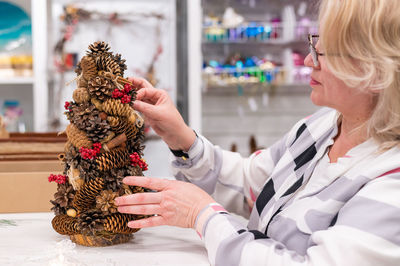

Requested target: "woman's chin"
[{"left": 310, "top": 91, "right": 326, "bottom": 107}]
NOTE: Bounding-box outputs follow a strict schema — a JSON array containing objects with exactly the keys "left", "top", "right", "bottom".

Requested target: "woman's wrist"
[
  {"left": 194, "top": 202, "right": 228, "bottom": 238},
  {"left": 164, "top": 126, "right": 197, "bottom": 152}
]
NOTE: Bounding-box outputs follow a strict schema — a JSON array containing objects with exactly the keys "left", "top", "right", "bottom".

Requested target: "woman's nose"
[{"left": 304, "top": 53, "right": 321, "bottom": 69}]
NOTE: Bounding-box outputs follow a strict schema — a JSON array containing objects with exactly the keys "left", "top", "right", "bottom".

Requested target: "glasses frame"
[{"left": 308, "top": 34, "right": 324, "bottom": 67}]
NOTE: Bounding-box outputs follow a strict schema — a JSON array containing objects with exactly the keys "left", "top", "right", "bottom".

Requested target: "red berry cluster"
[
  {"left": 130, "top": 152, "right": 148, "bottom": 171},
  {"left": 48, "top": 174, "right": 68, "bottom": 184},
  {"left": 112, "top": 83, "right": 133, "bottom": 104},
  {"left": 64, "top": 101, "right": 72, "bottom": 111},
  {"left": 79, "top": 143, "right": 102, "bottom": 160}
]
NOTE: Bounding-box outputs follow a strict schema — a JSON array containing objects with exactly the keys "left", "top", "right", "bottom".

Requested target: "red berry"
[{"left": 64, "top": 101, "right": 71, "bottom": 110}]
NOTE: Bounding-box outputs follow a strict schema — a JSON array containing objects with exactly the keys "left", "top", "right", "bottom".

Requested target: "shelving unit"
[
  {"left": 0, "top": 0, "right": 49, "bottom": 132},
  {"left": 189, "top": 0, "right": 320, "bottom": 155},
  {"left": 0, "top": 77, "right": 34, "bottom": 85}
]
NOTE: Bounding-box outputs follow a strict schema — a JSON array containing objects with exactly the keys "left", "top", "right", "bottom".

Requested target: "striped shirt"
[{"left": 171, "top": 108, "right": 400, "bottom": 266}]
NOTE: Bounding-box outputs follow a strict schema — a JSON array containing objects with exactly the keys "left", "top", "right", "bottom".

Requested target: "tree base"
[{"left": 70, "top": 233, "right": 133, "bottom": 247}]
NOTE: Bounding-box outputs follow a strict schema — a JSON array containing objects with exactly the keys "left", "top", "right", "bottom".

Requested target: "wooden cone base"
[{"left": 70, "top": 233, "right": 133, "bottom": 247}]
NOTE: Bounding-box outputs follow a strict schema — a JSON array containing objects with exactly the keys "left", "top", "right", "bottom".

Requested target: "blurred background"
[{"left": 0, "top": 0, "right": 320, "bottom": 180}]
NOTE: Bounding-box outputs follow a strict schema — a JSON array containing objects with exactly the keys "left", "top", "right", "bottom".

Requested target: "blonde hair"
[{"left": 319, "top": 0, "right": 400, "bottom": 150}]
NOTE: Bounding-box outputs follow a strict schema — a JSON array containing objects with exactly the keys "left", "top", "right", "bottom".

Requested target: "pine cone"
[
  {"left": 64, "top": 142, "right": 80, "bottom": 169},
  {"left": 102, "top": 99, "right": 133, "bottom": 118},
  {"left": 80, "top": 56, "right": 97, "bottom": 81},
  {"left": 52, "top": 214, "right": 80, "bottom": 235},
  {"left": 78, "top": 210, "right": 106, "bottom": 235},
  {"left": 113, "top": 53, "right": 127, "bottom": 76},
  {"left": 107, "top": 117, "right": 138, "bottom": 140},
  {"left": 73, "top": 87, "right": 90, "bottom": 104},
  {"left": 67, "top": 103, "right": 110, "bottom": 143},
  {"left": 127, "top": 165, "right": 143, "bottom": 177},
  {"left": 103, "top": 213, "right": 141, "bottom": 234},
  {"left": 50, "top": 201, "right": 65, "bottom": 216},
  {"left": 87, "top": 76, "right": 114, "bottom": 101},
  {"left": 87, "top": 41, "right": 111, "bottom": 56},
  {"left": 72, "top": 177, "right": 105, "bottom": 213},
  {"left": 96, "top": 55, "right": 122, "bottom": 76},
  {"left": 96, "top": 190, "right": 119, "bottom": 215},
  {"left": 96, "top": 147, "right": 130, "bottom": 171},
  {"left": 85, "top": 116, "right": 111, "bottom": 143},
  {"left": 78, "top": 159, "right": 101, "bottom": 182},
  {"left": 131, "top": 186, "right": 145, "bottom": 194},
  {"left": 126, "top": 127, "right": 145, "bottom": 155},
  {"left": 65, "top": 123, "right": 92, "bottom": 149},
  {"left": 103, "top": 168, "right": 126, "bottom": 191},
  {"left": 75, "top": 61, "right": 82, "bottom": 76},
  {"left": 52, "top": 183, "right": 75, "bottom": 209},
  {"left": 67, "top": 102, "right": 98, "bottom": 131}
]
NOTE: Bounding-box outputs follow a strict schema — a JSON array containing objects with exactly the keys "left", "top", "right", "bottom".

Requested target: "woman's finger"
[
  {"left": 135, "top": 87, "right": 163, "bottom": 104},
  {"left": 118, "top": 204, "right": 162, "bottom": 215},
  {"left": 128, "top": 77, "right": 153, "bottom": 90},
  {"left": 132, "top": 100, "right": 158, "bottom": 118},
  {"left": 128, "top": 215, "right": 165, "bottom": 228},
  {"left": 115, "top": 192, "right": 162, "bottom": 206},
  {"left": 122, "top": 176, "right": 170, "bottom": 191}
]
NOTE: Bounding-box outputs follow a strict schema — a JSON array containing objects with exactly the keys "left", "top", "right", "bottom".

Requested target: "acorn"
[{"left": 67, "top": 208, "right": 77, "bottom": 218}]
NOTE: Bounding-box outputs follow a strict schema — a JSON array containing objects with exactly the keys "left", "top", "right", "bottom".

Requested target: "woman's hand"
[
  {"left": 129, "top": 77, "right": 196, "bottom": 151},
  {"left": 115, "top": 176, "right": 216, "bottom": 229}
]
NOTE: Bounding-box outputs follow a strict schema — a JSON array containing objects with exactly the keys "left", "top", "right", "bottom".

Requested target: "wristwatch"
[
  {"left": 169, "top": 148, "right": 190, "bottom": 160},
  {"left": 169, "top": 130, "right": 198, "bottom": 160}
]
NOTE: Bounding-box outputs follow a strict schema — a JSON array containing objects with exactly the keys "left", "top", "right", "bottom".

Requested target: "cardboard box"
[
  {"left": 0, "top": 160, "right": 63, "bottom": 213},
  {"left": 0, "top": 133, "right": 66, "bottom": 213}
]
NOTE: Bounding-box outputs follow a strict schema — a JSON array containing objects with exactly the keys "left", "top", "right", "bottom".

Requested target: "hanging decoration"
[{"left": 51, "top": 4, "right": 165, "bottom": 130}]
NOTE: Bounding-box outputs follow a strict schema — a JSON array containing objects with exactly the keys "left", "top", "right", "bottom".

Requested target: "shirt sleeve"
[
  {"left": 170, "top": 118, "right": 306, "bottom": 217},
  {"left": 195, "top": 172, "right": 400, "bottom": 266},
  {"left": 171, "top": 133, "right": 289, "bottom": 217}
]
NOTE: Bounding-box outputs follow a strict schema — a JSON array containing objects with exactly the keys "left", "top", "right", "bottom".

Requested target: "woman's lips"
[{"left": 310, "top": 78, "right": 321, "bottom": 85}]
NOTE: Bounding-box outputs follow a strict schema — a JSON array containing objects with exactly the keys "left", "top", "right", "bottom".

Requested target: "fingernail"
[{"left": 115, "top": 197, "right": 120, "bottom": 205}]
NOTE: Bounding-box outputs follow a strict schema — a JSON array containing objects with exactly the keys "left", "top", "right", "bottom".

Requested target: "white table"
[{"left": 0, "top": 212, "right": 210, "bottom": 266}]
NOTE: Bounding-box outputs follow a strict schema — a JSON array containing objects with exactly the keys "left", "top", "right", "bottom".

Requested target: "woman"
[{"left": 116, "top": 0, "right": 400, "bottom": 265}]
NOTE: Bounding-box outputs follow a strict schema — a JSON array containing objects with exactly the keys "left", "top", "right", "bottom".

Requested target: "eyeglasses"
[{"left": 308, "top": 34, "right": 324, "bottom": 67}]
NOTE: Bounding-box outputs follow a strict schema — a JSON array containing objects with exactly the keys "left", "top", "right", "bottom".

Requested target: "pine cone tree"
[
  {"left": 78, "top": 210, "right": 106, "bottom": 235},
  {"left": 96, "top": 190, "right": 119, "bottom": 215},
  {"left": 96, "top": 147, "right": 130, "bottom": 171},
  {"left": 103, "top": 213, "right": 141, "bottom": 234},
  {"left": 72, "top": 177, "right": 105, "bottom": 213},
  {"left": 87, "top": 76, "right": 114, "bottom": 101},
  {"left": 96, "top": 55, "right": 122, "bottom": 76},
  {"left": 87, "top": 41, "right": 111, "bottom": 56},
  {"left": 52, "top": 214, "right": 80, "bottom": 235}
]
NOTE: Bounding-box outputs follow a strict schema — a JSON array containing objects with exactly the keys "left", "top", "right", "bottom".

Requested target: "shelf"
[
  {"left": 0, "top": 77, "right": 34, "bottom": 85},
  {"left": 202, "top": 39, "right": 306, "bottom": 45}
]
